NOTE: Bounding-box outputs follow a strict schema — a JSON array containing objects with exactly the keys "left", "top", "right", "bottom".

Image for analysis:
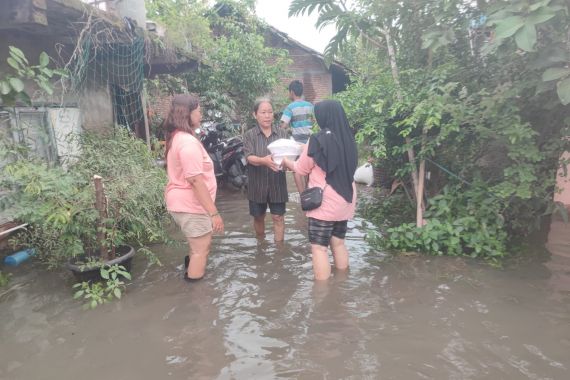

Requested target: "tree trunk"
[{"left": 381, "top": 28, "right": 422, "bottom": 225}]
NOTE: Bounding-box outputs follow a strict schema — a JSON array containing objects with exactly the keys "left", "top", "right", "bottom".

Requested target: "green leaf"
[
  {"left": 529, "top": 0, "right": 552, "bottom": 12},
  {"left": 39, "top": 52, "right": 50, "bottom": 67},
  {"left": 8, "top": 78, "right": 24, "bottom": 92},
  {"left": 542, "top": 67, "right": 570, "bottom": 81},
  {"left": 526, "top": 8, "right": 557, "bottom": 25},
  {"left": 113, "top": 287, "right": 122, "bottom": 299},
  {"left": 7, "top": 57, "right": 20, "bottom": 71},
  {"left": 494, "top": 16, "right": 525, "bottom": 39},
  {"left": 37, "top": 80, "right": 53, "bottom": 95},
  {"left": 514, "top": 24, "right": 537, "bottom": 51},
  {"left": 73, "top": 290, "right": 84, "bottom": 299},
  {"left": 9, "top": 46, "right": 28, "bottom": 64},
  {"left": 100, "top": 268, "right": 109, "bottom": 280},
  {"left": 556, "top": 78, "right": 570, "bottom": 105},
  {"left": 0, "top": 81, "right": 10, "bottom": 95}
]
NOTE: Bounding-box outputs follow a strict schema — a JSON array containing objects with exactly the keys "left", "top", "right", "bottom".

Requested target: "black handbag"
[{"left": 300, "top": 185, "right": 327, "bottom": 211}]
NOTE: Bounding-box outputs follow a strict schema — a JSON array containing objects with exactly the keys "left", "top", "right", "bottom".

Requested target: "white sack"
[{"left": 354, "top": 163, "right": 374, "bottom": 186}]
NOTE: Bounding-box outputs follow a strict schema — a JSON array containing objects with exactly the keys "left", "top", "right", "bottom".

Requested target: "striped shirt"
[
  {"left": 243, "top": 125, "right": 288, "bottom": 203},
  {"left": 280, "top": 100, "right": 314, "bottom": 138}
]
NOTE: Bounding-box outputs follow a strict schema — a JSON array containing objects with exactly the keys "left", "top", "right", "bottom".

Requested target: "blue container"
[{"left": 4, "top": 248, "right": 35, "bottom": 267}]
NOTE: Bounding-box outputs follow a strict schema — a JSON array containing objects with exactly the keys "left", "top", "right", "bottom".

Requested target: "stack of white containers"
[{"left": 267, "top": 139, "right": 303, "bottom": 165}]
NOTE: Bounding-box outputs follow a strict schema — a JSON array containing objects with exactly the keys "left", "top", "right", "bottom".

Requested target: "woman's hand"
[
  {"left": 281, "top": 157, "right": 295, "bottom": 172},
  {"left": 211, "top": 214, "right": 224, "bottom": 233},
  {"left": 263, "top": 155, "right": 280, "bottom": 172}
]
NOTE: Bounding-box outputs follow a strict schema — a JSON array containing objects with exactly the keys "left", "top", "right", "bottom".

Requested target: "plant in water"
[
  {"left": 383, "top": 184, "right": 508, "bottom": 261},
  {"left": 0, "top": 271, "right": 10, "bottom": 288},
  {"left": 73, "top": 264, "right": 132, "bottom": 309}
]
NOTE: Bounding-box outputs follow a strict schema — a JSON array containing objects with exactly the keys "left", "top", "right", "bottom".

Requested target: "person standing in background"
[{"left": 280, "top": 80, "right": 314, "bottom": 193}]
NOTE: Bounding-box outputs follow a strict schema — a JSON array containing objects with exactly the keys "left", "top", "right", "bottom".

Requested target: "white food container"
[{"left": 267, "top": 139, "right": 303, "bottom": 165}]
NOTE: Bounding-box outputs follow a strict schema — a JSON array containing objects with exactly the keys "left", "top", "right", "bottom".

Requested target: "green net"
[{"left": 70, "top": 31, "right": 146, "bottom": 135}]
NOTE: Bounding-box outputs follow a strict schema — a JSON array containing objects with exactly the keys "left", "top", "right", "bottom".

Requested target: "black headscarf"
[{"left": 307, "top": 100, "right": 358, "bottom": 203}]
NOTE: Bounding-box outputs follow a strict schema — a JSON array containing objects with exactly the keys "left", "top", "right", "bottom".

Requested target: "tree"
[{"left": 295, "top": 0, "right": 570, "bottom": 258}]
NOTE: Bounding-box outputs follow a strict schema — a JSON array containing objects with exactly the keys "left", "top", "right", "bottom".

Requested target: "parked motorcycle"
[{"left": 197, "top": 122, "right": 247, "bottom": 190}]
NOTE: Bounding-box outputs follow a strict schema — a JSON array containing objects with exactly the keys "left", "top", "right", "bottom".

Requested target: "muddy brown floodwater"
[{"left": 1, "top": 181, "right": 569, "bottom": 380}]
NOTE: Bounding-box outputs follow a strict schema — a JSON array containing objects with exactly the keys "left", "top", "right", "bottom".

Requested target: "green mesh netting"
[{"left": 71, "top": 33, "right": 145, "bottom": 134}]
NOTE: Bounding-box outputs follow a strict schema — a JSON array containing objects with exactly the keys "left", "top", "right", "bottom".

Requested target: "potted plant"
[{"left": 1, "top": 128, "right": 169, "bottom": 307}]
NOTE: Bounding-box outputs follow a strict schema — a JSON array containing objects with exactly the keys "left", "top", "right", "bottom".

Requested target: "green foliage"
[
  {"left": 384, "top": 185, "right": 508, "bottom": 260},
  {"left": 0, "top": 271, "right": 10, "bottom": 288},
  {"left": 145, "top": 0, "right": 214, "bottom": 56},
  {"left": 194, "top": 32, "right": 290, "bottom": 124},
  {"left": 145, "top": 1, "right": 291, "bottom": 127},
  {"left": 485, "top": 0, "right": 570, "bottom": 104},
  {"left": 73, "top": 264, "right": 132, "bottom": 309},
  {"left": 318, "top": 0, "right": 569, "bottom": 258},
  {"left": 191, "top": 1, "right": 291, "bottom": 125},
  {"left": 0, "top": 46, "right": 67, "bottom": 106},
  {"left": 1, "top": 128, "right": 168, "bottom": 268}
]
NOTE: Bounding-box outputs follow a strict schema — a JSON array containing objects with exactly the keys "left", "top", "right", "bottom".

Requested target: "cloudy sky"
[{"left": 255, "top": 0, "right": 336, "bottom": 53}]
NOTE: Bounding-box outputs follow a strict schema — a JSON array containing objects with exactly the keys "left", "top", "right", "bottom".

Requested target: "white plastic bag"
[
  {"left": 354, "top": 163, "right": 374, "bottom": 186},
  {"left": 268, "top": 138, "right": 302, "bottom": 164}
]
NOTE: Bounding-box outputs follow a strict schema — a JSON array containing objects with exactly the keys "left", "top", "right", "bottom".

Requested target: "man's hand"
[{"left": 264, "top": 155, "right": 280, "bottom": 172}]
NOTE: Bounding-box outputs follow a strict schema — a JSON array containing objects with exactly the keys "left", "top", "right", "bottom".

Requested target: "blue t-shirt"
[{"left": 281, "top": 100, "right": 314, "bottom": 138}]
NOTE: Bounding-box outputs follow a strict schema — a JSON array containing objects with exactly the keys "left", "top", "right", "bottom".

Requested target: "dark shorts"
[
  {"left": 308, "top": 217, "right": 348, "bottom": 247},
  {"left": 249, "top": 200, "right": 286, "bottom": 217}
]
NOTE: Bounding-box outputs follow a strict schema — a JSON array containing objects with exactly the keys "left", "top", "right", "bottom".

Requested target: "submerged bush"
[
  {"left": 382, "top": 185, "right": 508, "bottom": 260},
  {"left": 1, "top": 128, "right": 169, "bottom": 268}
]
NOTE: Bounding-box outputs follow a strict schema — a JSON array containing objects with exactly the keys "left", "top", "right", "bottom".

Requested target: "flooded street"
[{"left": 1, "top": 182, "right": 569, "bottom": 380}]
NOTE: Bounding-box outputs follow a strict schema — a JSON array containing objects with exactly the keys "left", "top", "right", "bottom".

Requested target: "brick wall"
[{"left": 269, "top": 35, "right": 333, "bottom": 104}]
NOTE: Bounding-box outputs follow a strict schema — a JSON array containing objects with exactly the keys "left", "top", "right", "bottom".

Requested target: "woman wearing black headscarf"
[{"left": 282, "top": 100, "right": 358, "bottom": 280}]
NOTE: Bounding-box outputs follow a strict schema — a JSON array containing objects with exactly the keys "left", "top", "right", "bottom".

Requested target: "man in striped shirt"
[
  {"left": 280, "top": 80, "right": 314, "bottom": 193},
  {"left": 280, "top": 80, "right": 314, "bottom": 144}
]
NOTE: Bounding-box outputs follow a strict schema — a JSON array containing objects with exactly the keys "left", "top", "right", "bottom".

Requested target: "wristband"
[{"left": 209, "top": 212, "right": 219, "bottom": 218}]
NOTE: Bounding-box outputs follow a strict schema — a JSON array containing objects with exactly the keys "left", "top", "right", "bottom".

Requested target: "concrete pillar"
[{"left": 112, "top": 0, "right": 146, "bottom": 29}]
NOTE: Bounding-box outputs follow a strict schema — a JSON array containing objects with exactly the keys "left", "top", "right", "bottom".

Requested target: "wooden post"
[
  {"left": 93, "top": 175, "right": 110, "bottom": 261},
  {"left": 141, "top": 84, "right": 151, "bottom": 151}
]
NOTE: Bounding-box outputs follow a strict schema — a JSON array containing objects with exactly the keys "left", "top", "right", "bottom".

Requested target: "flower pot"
[{"left": 66, "top": 245, "right": 136, "bottom": 283}]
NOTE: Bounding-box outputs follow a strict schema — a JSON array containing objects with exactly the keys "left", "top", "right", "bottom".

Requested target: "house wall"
[
  {"left": 0, "top": 32, "right": 114, "bottom": 134},
  {"left": 268, "top": 35, "right": 333, "bottom": 105}
]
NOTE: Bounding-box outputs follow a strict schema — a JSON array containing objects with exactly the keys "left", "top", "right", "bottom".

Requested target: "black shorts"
[
  {"left": 308, "top": 217, "right": 348, "bottom": 247},
  {"left": 249, "top": 200, "right": 286, "bottom": 217}
]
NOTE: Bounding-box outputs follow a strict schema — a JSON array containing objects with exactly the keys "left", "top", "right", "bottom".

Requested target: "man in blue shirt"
[{"left": 280, "top": 80, "right": 314, "bottom": 192}]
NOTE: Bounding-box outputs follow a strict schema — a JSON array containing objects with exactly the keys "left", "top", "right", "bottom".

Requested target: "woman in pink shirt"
[
  {"left": 282, "top": 100, "right": 358, "bottom": 280},
  {"left": 164, "top": 94, "right": 224, "bottom": 281}
]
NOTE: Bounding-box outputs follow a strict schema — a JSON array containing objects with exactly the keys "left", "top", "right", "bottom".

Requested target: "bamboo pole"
[{"left": 141, "top": 84, "right": 151, "bottom": 151}]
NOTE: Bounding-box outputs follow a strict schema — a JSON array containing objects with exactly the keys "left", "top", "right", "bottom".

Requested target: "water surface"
[{"left": 1, "top": 183, "right": 569, "bottom": 380}]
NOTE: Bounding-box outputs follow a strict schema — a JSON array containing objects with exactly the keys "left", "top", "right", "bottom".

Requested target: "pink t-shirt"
[
  {"left": 294, "top": 144, "right": 356, "bottom": 221},
  {"left": 165, "top": 131, "right": 217, "bottom": 214}
]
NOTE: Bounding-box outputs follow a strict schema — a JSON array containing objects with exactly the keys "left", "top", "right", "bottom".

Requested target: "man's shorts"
[
  {"left": 170, "top": 212, "right": 212, "bottom": 238},
  {"left": 249, "top": 200, "right": 286, "bottom": 217},
  {"left": 292, "top": 134, "right": 311, "bottom": 144},
  {"left": 308, "top": 217, "right": 348, "bottom": 247}
]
